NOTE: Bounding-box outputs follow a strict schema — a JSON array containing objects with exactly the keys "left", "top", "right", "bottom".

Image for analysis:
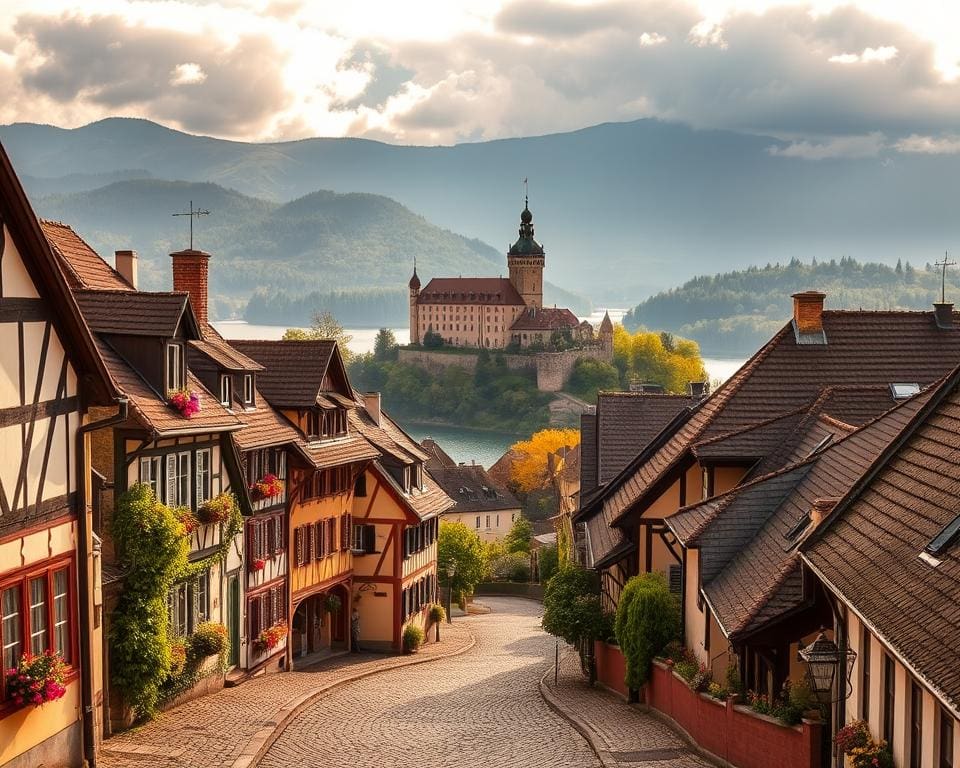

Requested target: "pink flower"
[{"left": 31, "top": 694, "right": 42, "bottom": 704}]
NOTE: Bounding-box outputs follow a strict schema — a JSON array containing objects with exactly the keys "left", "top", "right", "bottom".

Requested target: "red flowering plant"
[
  {"left": 251, "top": 558, "right": 266, "bottom": 572},
  {"left": 5, "top": 650, "right": 67, "bottom": 708},
  {"left": 250, "top": 473, "right": 283, "bottom": 502},
  {"left": 169, "top": 390, "right": 201, "bottom": 418},
  {"left": 252, "top": 623, "right": 287, "bottom": 654},
  {"left": 174, "top": 506, "right": 199, "bottom": 535},
  {"left": 196, "top": 492, "right": 236, "bottom": 525},
  {"left": 835, "top": 720, "right": 870, "bottom": 754}
]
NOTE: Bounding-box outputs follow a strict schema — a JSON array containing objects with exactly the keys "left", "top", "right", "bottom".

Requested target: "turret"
[
  {"left": 409, "top": 265, "right": 421, "bottom": 344},
  {"left": 599, "top": 310, "right": 613, "bottom": 355},
  {"left": 507, "top": 199, "right": 545, "bottom": 308}
]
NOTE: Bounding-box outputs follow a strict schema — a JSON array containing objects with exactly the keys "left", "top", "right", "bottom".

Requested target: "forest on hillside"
[{"left": 624, "top": 257, "right": 958, "bottom": 356}]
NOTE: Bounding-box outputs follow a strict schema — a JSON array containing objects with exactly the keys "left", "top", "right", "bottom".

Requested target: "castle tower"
[
  {"left": 599, "top": 310, "right": 614, "bottom": 357},
  {"left": 409, "top": 265, "right": 421, "bottom": 344},
  {"left": 508, "top": 199, "right": 545, "bottom": 308}
]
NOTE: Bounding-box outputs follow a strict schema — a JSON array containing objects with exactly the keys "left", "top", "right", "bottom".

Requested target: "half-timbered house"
[
  {"left": 230, "top": 339, "right": 378, "bottom": 664},
  {"left": 350, "top": 394, "right": 452, "bottom": 650},
  {"left": 0, "top": 145, "right": 116, "bottom": 767}
]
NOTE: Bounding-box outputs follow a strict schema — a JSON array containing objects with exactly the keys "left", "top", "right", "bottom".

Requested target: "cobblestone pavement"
[
  {"left": 544, "top": 647, "right": 713, "bottom": 768},
  {"left": 261, "top": 596, "right": 600, "bottom": 768},
  {"left": 99, "top": 621, "right": 473, "bottom": 768}
]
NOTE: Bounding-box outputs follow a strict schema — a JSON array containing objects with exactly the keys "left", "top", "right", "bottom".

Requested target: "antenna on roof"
[
  {"left": 936, "top": 251, "right": 956, "bottom": 304},
  {"left": 172, "top": 200, "right": 210, "bottom": 250},
  {"left": 523, "top": 177, "right": 529, "bottom": 208}
]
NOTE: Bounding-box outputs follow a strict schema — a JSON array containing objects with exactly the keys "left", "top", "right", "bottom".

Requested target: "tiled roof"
[
  {"left": 96, "top": 339, "right": 242, "bottom": 435},
  {"left": 585, "top": 511, "right": 631, "bottom": 568},
  {"left": 41, "top": 220, "right": 133, "bottom": 291},
  {"left": 596, "top": 393, "right": 694, "bottom": 483},
  {"left": 74, "top": 289, "right": 194, "bottom": 338},
  {"left": 229, "top": 339, "right": 338, "bottom": 407},
  {"left": 431, "top": 464, "right": 521, "bottom": 513},
  {"left": 231, "top": 392, "right": 301, "bottom": 451},
  {"left": 421, "top": 438, "right": 457, "bottom": 471},
  {"left": 190, "top": 337, "right": 264, "bottom": 372},
  {"left": 593, "top": 309, "right": 960, "bottom": 529},
  {"left": 804, "top": 375, "right": 960, "bottom": 715},
  {"left": 487, "top": 448, "right": 521, "bottom": 487},
  {"left": 693, "top": 409, "right": 807, "bottom": 462},
  {"left": 509, "top": 306, "right": 579, "bottom": 331},
  {"left": 349, "top": 407, "right": 427, "bottom": 466},
  {"left": 580, "top": 413, "right": 598, "bottom": 494},
  {"left": 297, "top": 433, "right": 380, "bottom": 469},
  {"left": 417, "top": 277, "right": 525, "bottom": 306},
  {"left": 676, "top": 389, "right": 932, "bottom": 641}
]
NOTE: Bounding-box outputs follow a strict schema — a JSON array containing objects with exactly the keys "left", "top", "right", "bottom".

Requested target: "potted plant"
[
  {"left": 169, "top": 389, "right": 201, "bottom": 418},
  {"left": 251, "top": 557, "right": 266, "bottom": 572},
  {"left": 4, "top": 650, "right": 67, "bottom": 708},
  {"left": 402, "top": 624, "right": 425, "bottom": 654},
  {"left": 324, "top": 593, "right": 342, "bottom": 613},
  {"left": 250, "top": 473, "right": 284, "bottom": 502},
  {"left": 253, "top": 622, "right": 288, "bottom": 654},
  {"left": 429, "top": 604, "right": 445, "bottom": 641},
  {"left": 196, "top": 492, "right": 235, "bottom": 525},
  {"left": 174, "top": 506, "right": 199, "bottom": 534}
]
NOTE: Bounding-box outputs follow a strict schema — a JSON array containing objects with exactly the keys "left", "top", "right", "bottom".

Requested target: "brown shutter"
[
  {"left": 364, "top": 524, "right": 375, "bottom": 554},
  {"left": 294, "top": 527, "right": 304, "bottom": 567},
  {"left": 250, "top": 597, "right": 260, "bottom": 637},
  {"left": 306, "top": 523, "right": 315, "bottom": 561},
  {"left": 328, "top": 518, "right": 336, "bottom": 554}
]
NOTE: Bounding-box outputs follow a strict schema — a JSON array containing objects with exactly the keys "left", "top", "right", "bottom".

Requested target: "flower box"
[
  {"left": 252, "top": 622, "right": 287, "bottom": 654},
  {"left": 197, "top": 492, "right": 236, "bottom": 525},
  {"left": 169, "top": 390, "right": 201, "bottom": 418},
  {"left": 250, "top": 473, "right": 283, "bottom": 502},
  {"left": 4, "top": 650, "right": 67, "bottom": 708},
  {"left": 251, "top": 558, "right": 266, "bottom": 572}
]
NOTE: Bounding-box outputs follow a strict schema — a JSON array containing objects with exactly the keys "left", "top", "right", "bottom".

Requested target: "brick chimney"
[
  {"left": 363, "top": 392, "right": 381, "bottom": 426},
  {"left": 809, "top": 497, "right": 839, "bottom": 528},
  {"left": 171, "top": 249, "right": 211, "bottom": 327},
  {"left": 933, "top": 302, "right": 954, "bottom": 330},
  {"left": 115, "top": 250, "right": 138, "bottom": 289},
  {"left": 792, "top": 291, "right": 826, "bottom": 334}
]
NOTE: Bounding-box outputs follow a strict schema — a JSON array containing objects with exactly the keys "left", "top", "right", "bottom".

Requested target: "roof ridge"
[
  {"left": 727, "top": 556, "right": 800, "bottom": 639},
  {"left": 692, "top": 405, "right": 809, "bottom": 449}
]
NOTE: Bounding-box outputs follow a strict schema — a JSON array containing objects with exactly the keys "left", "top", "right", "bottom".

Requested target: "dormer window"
[
  {"left": 166, "top": 343, "right": 183, "bottom": 393},
  {"left": 220, "top": 374, "right": 233, "bottom": 408},
  {"left": 412, "top": 462, "right": 423, "bottom": 490},
  {"left": 243, "top": 374, "right": 254, "bottom": 406},
  {"left": 306, "top": 407, "right": 348, "bottom": 441}
]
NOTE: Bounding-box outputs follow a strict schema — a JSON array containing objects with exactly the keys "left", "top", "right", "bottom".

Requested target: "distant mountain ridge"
[{"left": 6, "top": 117, "right": 960, "bottom": 300}]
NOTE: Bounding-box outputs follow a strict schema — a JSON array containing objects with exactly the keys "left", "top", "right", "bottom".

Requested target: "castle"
[{"left": 409, "top": 200, "right": 612, "bottom": 351}]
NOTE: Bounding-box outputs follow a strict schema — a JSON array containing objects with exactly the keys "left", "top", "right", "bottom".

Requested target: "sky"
[{"left": 2, "top": 0, "right": 960, "bottom": 155}]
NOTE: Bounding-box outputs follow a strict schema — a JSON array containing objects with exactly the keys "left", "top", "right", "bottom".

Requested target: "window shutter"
[
  {"left": 294, "top": 527, "right": 304, "bottom": 567},
  {"left": 364, "top": 525, "right": 375, "bottom": 554},
  {"left": 668, "top": 564, "right": 682, "bottom": 595},
  {"left": 274, "top": 517, "right": 283, "bottom": 552},
  {"left": 196, "top": 451, "right": 204, "bottom": 506},
  {"left": 328, "top": 518, "right": 335, "bottom": 554},
  {"left": 266, "top": 518, "right": 275, "bottom": 555},
  {"left": 166, "top": 453, "right": 177, "bottom": 504},
  {"left": 250, "top": 598, "right": 260, "bottom": 637},
  {"left": 307, "top": 523, "right": 315, "bottom": 561}
]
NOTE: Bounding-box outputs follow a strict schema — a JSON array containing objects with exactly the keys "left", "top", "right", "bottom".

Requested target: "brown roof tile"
[
  {"left": 229, "top": 339, "right": 344, "bottom": 407},
  {"left": 74, "top": 289, "right": 195, "bottom": 337},
  {"left": 431, "top": 463, "right": 520, "bottom": 513},
  {"left": 421, "top": 438, "right": 458, "bottom": 471},
  {"left": 190, "top": 337, "right": 264, "bottom": 372},
  {"left": 417, "top": 277, "right": 525, "bottom": 305},
  {"left": 231, "top": 392, "right": 301, "bottom": 451},
  {"left": 509, "top": 306, "right": 579, "bottom": 331},
  {"left": 41, "top": 220, "right": 133, "bottom": 291}
]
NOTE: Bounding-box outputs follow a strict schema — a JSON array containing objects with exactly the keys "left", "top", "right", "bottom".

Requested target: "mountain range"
[{"left": 5, "top": 117, "right": 960, "bottom": 302}]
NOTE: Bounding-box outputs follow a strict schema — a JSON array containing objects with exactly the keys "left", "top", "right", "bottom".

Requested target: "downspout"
[{"left": 76, "top": 397, "right": 129, "bottom": 767}]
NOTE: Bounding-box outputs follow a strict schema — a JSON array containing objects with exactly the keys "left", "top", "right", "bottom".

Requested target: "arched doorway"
[{"left": 291, "top": 585, "right": 350, "bottom": 663}]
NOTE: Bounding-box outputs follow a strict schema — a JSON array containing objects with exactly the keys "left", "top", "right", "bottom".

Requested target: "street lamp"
[
  {"left": 799, "top": 631, "right": 857, "bottom": 703},
  {"left": 444, "top": 563, "right": 456, "bottom": 625}
]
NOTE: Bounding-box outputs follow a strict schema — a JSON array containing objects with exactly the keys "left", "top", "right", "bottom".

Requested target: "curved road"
[{"left": 261, "top": 597, "right": 600, "bottom": 768}]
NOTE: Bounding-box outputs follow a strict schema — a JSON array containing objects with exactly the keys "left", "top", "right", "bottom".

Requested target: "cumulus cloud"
[
  {"left": 170, "top": 63, "right": 206, "bottom": 86},
  {"left": 828, "top": 45, "right": 898, "bottom": 64},
  {"left": 639, "top": 32, "right": 666, "bottom": 47},
  {"left": 894, "top": 134, "right": 960, "bottom": 154},
  {"left": 767, "top": 132, "right": 886, "bottom": 160}
]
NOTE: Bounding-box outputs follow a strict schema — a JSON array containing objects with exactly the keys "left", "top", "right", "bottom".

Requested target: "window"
[
  {"left": 862, "top": 632, "right": 872, "bottom": 721},
  {"left": 910, "top": 680, "right": 923, "bottom": 768},
  {"left": 53, "top": 569, "right": 69, "bottom": 662},
  {"left": 354, "top": 472, "right": 367, "bottom": 497},
  {"left": 196, "top": 449, "right": 211, "bottom": 506},
  {"left": 166, "top": 451, "right": 191, "bottom": 507},
  {"left": 940, "top": 705, "right": 954, "bottom": 768},
  {"left": 166, "top": 343, "right": 183, "bottom": 393},
  {"left": 884, "top": 654, "right": 896, "bottom": 745},
  {"left": 668, "top": 564, "right": 682, "bottom": 595},
  {"left": 249, "top": 585, "right": 284, "bottom": 641},
  {"left": 485, "top": 515, "right": 491, "bottom": 529},
  {"left": 253, "top": 516, "right": 284, "bottom": 562},
  {"left": 220, "top": 374, "right": 233, "bottom": 407},
  {"left": 2, "top": 585, "right": 22, "bottom": 676},
  {"left": 167, "top": 571, "right": 209, "bottom": 638},
  {"left": 475, "top": 516, "right": 481, "bottom": 529},
  {"left": 29, "top": 577, "right": 48, "bottom": 656},
  {"left": 243, "top": 374, "right": 254, "bottom": 406},
  {"left": 139, "top": 456, "right": 162, "bottom": 498},
  {"left": 352, "top": 524, "right": 376, "bottom": 554}
]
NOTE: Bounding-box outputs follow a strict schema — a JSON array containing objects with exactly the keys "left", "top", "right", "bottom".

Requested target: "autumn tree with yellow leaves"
[
  {"left": 612, "top": 325, "right": 707, "bottom": 393},
  {"left": 508, "top": 428, "right": 581, "bottom": 494}
]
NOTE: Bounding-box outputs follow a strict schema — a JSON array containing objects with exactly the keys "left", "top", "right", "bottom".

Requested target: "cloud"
[
  {"left": 828, "top": 45, "right": 898, "bottom": 64},
  {"left": 894, "top": 134, "right": 960, "bottom": 154},
  {"left": 639, "top": 32, "right": 666, "bottom": 47},
  {"left": 170, "top": 63, "right": 206, "bottom": 86},
  {"left": 767, "top": 132, "right": 886, "bottom": 160}
]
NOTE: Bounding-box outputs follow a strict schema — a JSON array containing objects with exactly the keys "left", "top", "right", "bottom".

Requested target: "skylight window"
[
  {"left": 890, "top": 383, "right": 921, "bottom": 400},
  {"left": 785, "top": 514, "right": 810, "bottom": 542},
  {"left": 925, "top": 512, "right": 960, "bottom": 556}
]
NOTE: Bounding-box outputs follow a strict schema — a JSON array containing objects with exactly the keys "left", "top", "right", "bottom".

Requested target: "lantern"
[{"left": 799, "top": 631, "right": 857, "bottom": 701}]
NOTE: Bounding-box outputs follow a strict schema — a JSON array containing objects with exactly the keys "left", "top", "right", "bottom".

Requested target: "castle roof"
[
  {"left": 509, "top": 306, "right": 579, "bottom": 331},
  {"left": 417, "top": 277, "right": 525, "bottom": 306},
  {"left": 508, "top": 202, "right": 544, "bottom": 257}
]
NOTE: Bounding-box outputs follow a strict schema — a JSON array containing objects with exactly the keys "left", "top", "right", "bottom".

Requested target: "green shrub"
[
  {"left": 537, "top": 543, "right": 559, "bottom": 584},
  {"left": 614, "top": 573, "right": 680, "bottom": 690},
  {"left": 724, "top": 662, "right": 743, "bottom": 696},
  {"left": 403, "top": 624, "right": 425, "bottom": 652},
  {"left": 487, "top": 552, "right": 531, "bottom": 582},
  {"left": 190, "top": 622, "right": 228, "bottom": 658},
  {"left": 196, "top": 493, "right": 236, "bottom": 525},
  {"left": 541, "top": 565, "right": 604, "bottom": 646},
  {"left": 429, "top": 604, "right": 446, "bottom": 623}
]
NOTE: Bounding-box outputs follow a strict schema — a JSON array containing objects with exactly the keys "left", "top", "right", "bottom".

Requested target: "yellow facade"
[{"left": 416, "top": 302, "right": 524, "bottom": 349}]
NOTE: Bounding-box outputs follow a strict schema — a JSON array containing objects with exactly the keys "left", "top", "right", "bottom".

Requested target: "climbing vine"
[{"left": 110, "top": 484, "right": 241, "bottom": 719}]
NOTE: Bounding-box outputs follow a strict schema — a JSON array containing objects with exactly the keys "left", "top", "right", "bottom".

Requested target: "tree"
[
  {"left": 373, "top": 328, "right": 399, "bottom": 361},
  {"left": 537, "top": 543, "right": 559, "bottom": 584},
  {"left": 504, "top": 516, "right": 533, "bottom": 554},
  {"left": 541, "top": 565, "right": 605, "bottom": 647},
  {"left": 567, "top": 358, "right": 621, "bottom": 401},
  {"left": 508, "top": 428, "right": 581, "bottom": 494},
  {"left": 422, "top": 328, "right": 444, "bottom": 348},
  {"left": 437, "top": 521, "right": 486, "bottom": 601},
  {"left": 284, "top": 311, "right": 354, "bottom": 362},
  {"left": 614, "top": 573, "right": 680, "bottom": 690}
]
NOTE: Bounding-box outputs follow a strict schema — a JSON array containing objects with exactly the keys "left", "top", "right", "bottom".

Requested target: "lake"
[{"left": 400, "top": 422, "right": 519, "bottom": 469}]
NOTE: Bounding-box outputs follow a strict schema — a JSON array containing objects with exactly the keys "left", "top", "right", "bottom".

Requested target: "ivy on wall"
[{"left": 110, "top": 484, "right": 240, "bottom": 719}]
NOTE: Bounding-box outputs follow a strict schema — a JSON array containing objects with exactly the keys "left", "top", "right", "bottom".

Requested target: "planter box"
[{"left": 646, "top": 661, "right": 822, "bottom": 768}]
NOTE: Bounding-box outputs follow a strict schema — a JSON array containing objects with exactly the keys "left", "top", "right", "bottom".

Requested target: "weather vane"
[
  {"left": 935, "top": 251, "right": 956, "bottom": 304},
  {"left": 172, "top": 200, "right": 210, "bottom": 250},
  {"left": 523, "top": 177, "right": 529, "bottom": 207}
]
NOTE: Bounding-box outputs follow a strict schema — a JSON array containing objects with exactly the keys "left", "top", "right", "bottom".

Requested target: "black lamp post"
[
  {"left": 445, "top": 563, "right": 456, "bottom": 625},
  {"left": 799, "top": 631, "right": 857, "bottom": 703}
]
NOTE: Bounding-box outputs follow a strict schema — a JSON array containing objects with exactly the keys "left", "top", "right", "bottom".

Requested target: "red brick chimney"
[
  {"left": 171, "top": 249, "right": 211, "bottom": 327},
  {"left": 792, "top": 291, "right": 826, "bottom": 334}
]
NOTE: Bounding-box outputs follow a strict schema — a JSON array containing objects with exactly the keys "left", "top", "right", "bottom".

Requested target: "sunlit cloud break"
[{"left": 828, "top": 45, "right": 898, "bottom": 64}]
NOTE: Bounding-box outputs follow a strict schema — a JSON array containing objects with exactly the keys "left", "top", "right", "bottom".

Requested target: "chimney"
[
  {"left": 363, "top": 392, "right": 381, "bottom": 426},
  {"left": 115, "top": 250, "right": 138, "bottom": 289},
  {"left": 792, "top": 291, "right": 826, "bottom": 334},
  {"left": 688, "top": 381, "right": 708, "bottom": 400},
  {"left": 171, "top": 249, "right": 211, "bottom": 326},
  {"left": 809, "top": 497, "right": 839, "bottom": 528},
  {"left": 933, "top": 302, "right": 954, "bottom": 330}
]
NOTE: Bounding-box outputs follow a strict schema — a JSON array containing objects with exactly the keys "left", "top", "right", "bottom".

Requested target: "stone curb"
[
  {"left": 231, "top": 627, "right": 478, "bottom": 768},
  {"left": 538, "top": 657, "right": 615, "bottom": 768}
]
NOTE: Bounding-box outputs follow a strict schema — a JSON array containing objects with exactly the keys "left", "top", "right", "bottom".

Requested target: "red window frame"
[{"left": 0, "top": 556, "right": 77, "bottom": 704}]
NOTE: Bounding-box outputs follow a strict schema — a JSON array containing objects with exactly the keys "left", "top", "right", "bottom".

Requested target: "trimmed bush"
[
  {"left": 487, "top": 552, "right": 531, "bottom": 582},
  {"left": 541, "top": 565, "right": 604, "bottom": 646},
  {"left": 403, "top": 624, "right": 425, "bottom": 652},
  {"left": 614, "top": 573, "right": 680, "bottom": 690},
  {"left": 190, "top": 622, "right": 228, "bottom": 658},
  {"left": 429, "top": 604, "right": 446, "bottom": 623}
]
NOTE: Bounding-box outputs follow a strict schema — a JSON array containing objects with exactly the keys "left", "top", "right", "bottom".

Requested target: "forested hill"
[{"left": 624, "top": 258, "right": 958, "bottom": 356}]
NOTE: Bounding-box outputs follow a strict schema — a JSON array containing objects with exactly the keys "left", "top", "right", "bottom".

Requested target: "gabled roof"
[
  {"left": 803, "top": 370, "right": 960, "bottom": 717},
  {"left": 417, "top": 277, "right": 525, "bottom": 306},
  {"left": 579, "top": 413, "right": 598, "bottom": 494},
  {"left": 510, "top": 306, "right": 579, "bottom": 331},
  {"left": 74, "top": 289, "right": 199, "bottom": 338},
  {"left": 421, "top": 438, "right": 457, "bottom": 471},
  {"left": 231, "top": 388, "right": 301, "bottom": 451},
  {"left": 190, "top": 337, "right": 264, "bottom": 372},
  {"left": 41, "top": 220, "right": 133, "bottom": 292},
  {"left": 430, "top": 463, "right": 520, "bottom": 513},
  {"left": 229, "top": 339, "right": 351, "bottom": 408}
]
